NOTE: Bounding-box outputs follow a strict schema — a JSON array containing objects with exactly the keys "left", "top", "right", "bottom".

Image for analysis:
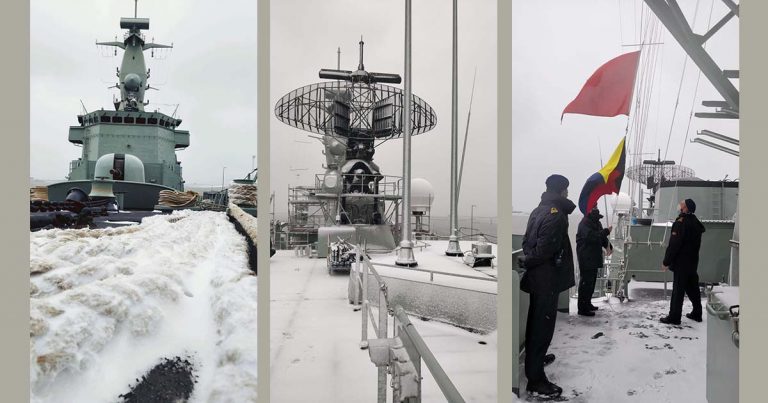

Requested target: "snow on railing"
[{"left": 350, "top": 244, "right": 466, "bottom": 403}]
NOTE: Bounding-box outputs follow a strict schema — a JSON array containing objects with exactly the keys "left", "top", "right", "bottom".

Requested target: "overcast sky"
[
  {"left": 271, "top": 0, "right": 497, "bottom": 219},
  {"left": 30, "top": 0, "right": 257, "bottom": 189},
  {"left": 512, "top": 0, "right": 739, "bottom": 214}
]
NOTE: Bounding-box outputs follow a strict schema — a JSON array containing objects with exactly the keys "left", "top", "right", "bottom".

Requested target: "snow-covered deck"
[
  {"left": 368, "top": 240, "right": 498, "bottom": 293},
  {"left": 30, "top": 211, "right": 258, "bottom": 403},
  {"left": 270, "top": 242, "right": 497, "bottom": 402},
  {"left": 520, "top": 282, "right": 708, "bottom": 402}
]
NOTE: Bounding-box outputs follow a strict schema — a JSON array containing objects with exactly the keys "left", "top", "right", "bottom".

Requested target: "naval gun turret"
[{"left": 47, "top": 2, "right": 191, "bottom": 210}]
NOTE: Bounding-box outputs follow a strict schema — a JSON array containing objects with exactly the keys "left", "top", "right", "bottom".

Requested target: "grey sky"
[
  {"left": 270, "top": 0, "right": 497, "bottom": 219},
  {"left": 512, "top": 0, "right": 739, "bottom": 214},
  {"left": 30, "top": 0, "right": 257, "bottom": 189}
]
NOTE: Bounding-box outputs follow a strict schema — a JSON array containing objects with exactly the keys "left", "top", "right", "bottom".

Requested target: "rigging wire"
[
  {"left": 626, "top": 4, "right": 662, "bottom": 207},
  {"left": 618, "top": 0, "right": 625, "bottom": 47},
  {"left": 662, "top": 0, "right": 702, "bottom": 163},
  {"left": 659, "top": 0, "right": 718, "bottom": 244},
  {"left": 660, "top": 0, "right": 717, "bottom": 229}
]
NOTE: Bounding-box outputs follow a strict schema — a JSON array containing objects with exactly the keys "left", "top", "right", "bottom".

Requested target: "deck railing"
[{"left": 349, "top": 244, "right": 467, "bottom": 403}]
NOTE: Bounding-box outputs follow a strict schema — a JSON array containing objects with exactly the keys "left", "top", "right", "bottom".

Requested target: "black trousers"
[
  {"left": 525, "top": 290, "right": 559, "bottom": 383},
  {"left": 577, "top": 269, "right": 598, "bottom": 312},
  {"left": 668, "top": 270, "right": 703, "bottom": 321}
]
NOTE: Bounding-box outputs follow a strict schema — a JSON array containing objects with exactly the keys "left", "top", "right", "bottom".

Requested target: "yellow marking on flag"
[{"left": 598, "top": 137, "right": 626, "bottom": 183}]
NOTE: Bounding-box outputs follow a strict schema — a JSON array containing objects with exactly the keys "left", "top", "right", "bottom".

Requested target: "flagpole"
[
  {"left": 445, "top": 0, "right": 462, "bottom": 256},
  {"left": 396, "top": 0, "right": 417, "bottom": 267},
  {"left": 597, "top": 137, "right": 612, "bottom": 228},
  {"left": 626, "top": 49, "right": 642, "bottom": 222}
]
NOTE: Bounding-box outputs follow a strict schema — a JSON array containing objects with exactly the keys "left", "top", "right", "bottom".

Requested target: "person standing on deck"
[
  {"left": 520, "top": 174, "right": 577, "bottom": 399},
  {"left": 575, "top": 207, "right": 613, "bottom": 316},
  {"left": 659, "top": 198, "right": 706, "bottom": 325}
]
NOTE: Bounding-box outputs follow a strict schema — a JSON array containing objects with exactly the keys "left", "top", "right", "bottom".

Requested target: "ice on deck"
[
  {"left": 368, "top": 240, "right": 498, "bottom": 293},
  {"left": 270, "top": 244, "right": 497, "bottom": 402},
  {"left": 30, "top": 211, "right": 258, "bottom": 403},
  {"left": 520, "top": 281, "right": 708, "bottom": 402}
]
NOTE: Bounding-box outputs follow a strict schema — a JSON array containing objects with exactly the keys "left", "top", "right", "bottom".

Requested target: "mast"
[
  {"left": 96, "top": 1, "right": 172, "bottom": 112},
  {"left": 446, "top": 0, "right": 462, "bottom": 256},
  {"left": 396, "top": 0, "right": 417, "bottom": 266}
]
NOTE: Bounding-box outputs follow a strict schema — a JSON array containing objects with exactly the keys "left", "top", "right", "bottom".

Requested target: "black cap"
[
  {"left": 589, "top": 207, "right": 604, "bottom": 219},
  {"left": 684, "top": 198, "right": 696, "bottom": 213},
  {"left": 545, "top": 174, "right": 569, "bottom": 193}
]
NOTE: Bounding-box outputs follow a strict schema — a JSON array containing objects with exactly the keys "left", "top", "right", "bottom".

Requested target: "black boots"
[
  {"left": 661, "top": 312, "right": 702, "bottom": 325},
  {"left": 577, "top": 304, "right": 599, "bottom": 316},
  {"left": 526, "top": 378, "right": 563, "bottom": 399},
  {"left": 659, "top": 316, "right": 681, "bottom": 325},
  {"left": 685, "top": 312, "right": 703, "bottom": 322}
]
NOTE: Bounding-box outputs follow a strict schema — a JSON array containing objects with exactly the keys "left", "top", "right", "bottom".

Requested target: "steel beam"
[
  {"left": 694, "top": 112, "right": 739, "bottom": 119},
  {"left": 692, "top": 138, "right": 739, "bottom": 156},
  {"left": 698, "top": 129, "right": 740, "bottom": 146},
  {"left": 699, "top": 11, "right": 736, "bottom": 44},
  {"left": 644, "top": 0, "right": 740, "bottom": 111},
  {"left": 722, "top": 0, "right": 739, "bottom": 17},
  {"left": 702, "top": 100, "right": 731, "bottom": 108}
]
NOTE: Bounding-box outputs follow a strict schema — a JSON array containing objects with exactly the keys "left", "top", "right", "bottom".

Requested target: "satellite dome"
[
  {"left": 612, "top": 192, "right": 632, "bottom": 212},
  {"left": 411, "top": 178, "right": 434, "bottom": 211},
  {"left": 124, "top": 73, "right": 142, "bottom": 91}
]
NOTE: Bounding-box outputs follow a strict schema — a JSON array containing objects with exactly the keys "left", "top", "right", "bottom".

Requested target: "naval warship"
[
  {"left": 269, "top": 1, "right": 498, "bottom": 401},
  {"left": 30, "top": 3, "right": 261, "bottom": 402},
  {"left": 511, "top": 1, "right": 739, "bottom": 401},
  {"left": 44, "top": 4, "right": 189, "bottom": 211}
]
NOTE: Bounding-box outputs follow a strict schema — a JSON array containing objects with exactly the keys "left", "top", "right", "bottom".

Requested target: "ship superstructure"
[{"left": 47, "top": 3, "right": 191, "bottom": 209}]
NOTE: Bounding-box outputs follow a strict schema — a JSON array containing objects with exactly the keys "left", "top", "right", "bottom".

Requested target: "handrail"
[
  {"left": 394, "top": 305, "right": 466, "bottom": 403},
  {"left": 371, "top": 261, "right": 497, "bottom": 283},
  {"left": 352, "top": 244, "right": 467, "bottom": 403}
]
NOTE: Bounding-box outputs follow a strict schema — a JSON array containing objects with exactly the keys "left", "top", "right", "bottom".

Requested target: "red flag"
[{"left": 562, "top": 51, "right": 641, "bottom": 121}]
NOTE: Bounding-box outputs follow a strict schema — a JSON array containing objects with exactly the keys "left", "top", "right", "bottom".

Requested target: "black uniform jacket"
[
  {"left": 663, "top": 212, "right": 706, "bottom": 273},
  {"left": 521, "top": 192, "right": 577, "bottom": 294},
  {"left": 576, "top": 215, "right": 611, "bottom": 271}
]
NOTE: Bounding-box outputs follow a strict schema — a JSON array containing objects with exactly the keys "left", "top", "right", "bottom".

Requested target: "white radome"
[
  {"left": 411, "top": 178, "right": 434, "bottom": 211},
  {"left": 612, "top": 192, "right": 632, "bottom": 212}
]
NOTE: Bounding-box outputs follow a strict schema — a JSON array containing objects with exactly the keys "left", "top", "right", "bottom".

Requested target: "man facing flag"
[{"left": 578, "top": 137, "right": 626, "bottom": 215}]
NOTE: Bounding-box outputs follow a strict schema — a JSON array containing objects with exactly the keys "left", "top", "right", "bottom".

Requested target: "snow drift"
[{"left": 30, "top": 210, "right": 258, "bottom": 402}]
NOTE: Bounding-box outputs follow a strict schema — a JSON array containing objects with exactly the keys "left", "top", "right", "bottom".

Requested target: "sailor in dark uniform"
[
  {"left": 660, "top": 198, "right": 706, "bottom": 325},
  {"left": 521, "top": 174, "right": 577, "bottom": 399},
  {"left": 575, "top": 207, "right": 613, "bottom": 316}
]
